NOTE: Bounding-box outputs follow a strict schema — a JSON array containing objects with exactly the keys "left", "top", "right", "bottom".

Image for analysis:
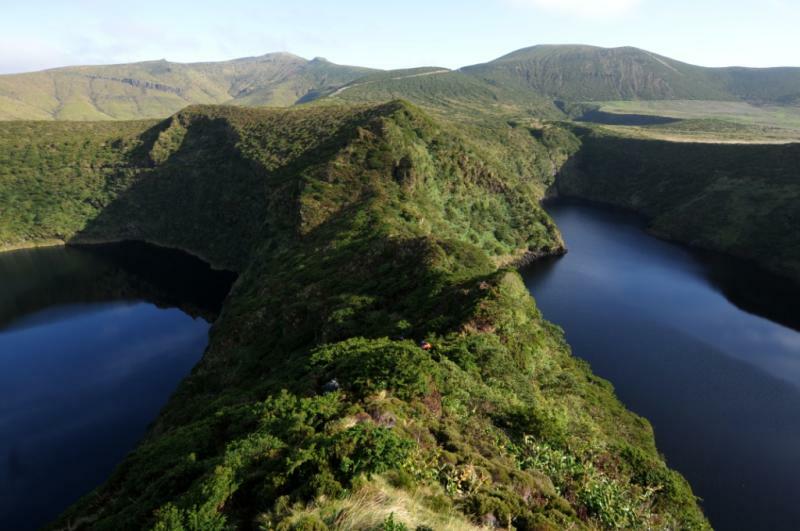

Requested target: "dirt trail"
[{"left": 330, "top": 69, "right": 450, "bottom": 97}]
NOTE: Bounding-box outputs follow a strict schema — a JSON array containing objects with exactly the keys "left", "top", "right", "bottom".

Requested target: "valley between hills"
[{"left": 1, "top": 44, "right": 798, "bottom": 529}]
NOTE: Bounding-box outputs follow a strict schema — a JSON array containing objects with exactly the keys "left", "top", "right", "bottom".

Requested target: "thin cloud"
[{"left": 506, "top": 0, "right": 642, "bottom": 18}]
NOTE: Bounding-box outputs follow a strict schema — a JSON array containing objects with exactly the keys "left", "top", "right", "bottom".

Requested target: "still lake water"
[
  {"left": 0, "top": 242, "right": 235, "bottom": 530},
  {"left": 522, "top": 200, "right": 800, "bottom": 531},
  {"left": 3, "top": 207, "right": 799, "bottom": 530}
]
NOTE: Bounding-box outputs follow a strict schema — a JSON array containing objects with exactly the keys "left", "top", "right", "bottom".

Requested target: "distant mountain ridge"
[
  {"left": 1, "top": 44, "right": 799, "bottom": 120},
  {"left": 0, "top": 53, "right": 376, "bottom": 120},
  {"left": 462, "top": 45, "right": 800, "bottom": 104}
]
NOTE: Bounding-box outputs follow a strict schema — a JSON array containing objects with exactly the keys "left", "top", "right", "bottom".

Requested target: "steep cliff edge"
[{"left": 556, "top": 127, "right": 800, "bottom": 285}]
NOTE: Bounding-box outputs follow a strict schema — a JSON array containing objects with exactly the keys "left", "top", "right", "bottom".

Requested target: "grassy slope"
[
  {"left": 327, "top": 69, "right": 562, "bottom": 124},
  {"left": 556, "top": 126, "right": 800, "bottom": 283},
  {"left": 709, "top": 67, "right": 800, "bottom": 105},
  {"left": 596, "top": 101, "right": 800, "bottom": 128},
  {"left": 587, "top": 101, "right": 800, "bottom": 142},
  {"left": 0, "top": 54, "right": 375, "bottom": 121},
  {"left": 596, "top": 120, "right": 800, "bottom": 144},
  {"left": 462, "top": 45, "right": 733, "bottom": 102},
  {"left": 4, "top": 42, "right": 798, "bottom": 129},
  {"left": 332, "top": 67, "right": 454, "bottom": 86},
  {"left": 462, "top": 45, "right": 800, "bottom": 104},
  {"left": 0, "top": 103, "right": 706, "bottom": 529}
]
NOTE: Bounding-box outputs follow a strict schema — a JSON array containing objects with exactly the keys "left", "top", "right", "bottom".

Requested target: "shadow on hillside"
[
  {"left": 0, "top": 242, "right": 236, "bottom": 330},
  {"left": 550, "top": 141, "right": 800, "bottom": 332},
  {"left": 700, "top": 249, "right": 800, "bottom": 332},
  {"left": 71, "top": 109, "right": 381, "bottom": 272},
  {"left": 70, "top": 115, "right": 272, "bottom": 271}
]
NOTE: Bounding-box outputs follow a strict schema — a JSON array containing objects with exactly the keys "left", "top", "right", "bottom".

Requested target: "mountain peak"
[{"left": 462, "top": 44, "right": 736, "bottom": 101}]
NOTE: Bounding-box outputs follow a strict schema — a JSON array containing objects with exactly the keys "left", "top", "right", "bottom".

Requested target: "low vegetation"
[
  {"left": 463, "top": 45, "right": 800, "bottom": 104},
  {"left": 0, "top": 120, "right": 154, "bottom": 247},
  {"left": 596, "top": 120, "right": 799, "bottom": 143},
  {"left": 596, "top": 100, "right": 800, "bottom": 129},
  {"left": 6, "top": 43, "right": 800, "bottom": 127},
  {"left": 556, "top": 125, "right": 800, "bottom": 283},
  {"left": 327, "top": 70, "right": 561, "bottom": 124},
  {"left": 0, "top": 54, "right": 374, "bottom": 120},
  {"left": 3, "top": 37, "right": 799, "bottom": 530},
  {"left": 580, "top": 100, "right": 800, "bottom": 142},
  {"left": 0, "top": 102, "right": 708, "bottom": 528}
]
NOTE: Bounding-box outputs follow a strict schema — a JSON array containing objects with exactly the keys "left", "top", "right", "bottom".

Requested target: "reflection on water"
[
  {"left": 522, "top": 200, "right": 800, "bottom": 531},
  {"left": 0, "top": 242, "right": 235, "bottom": 530}
]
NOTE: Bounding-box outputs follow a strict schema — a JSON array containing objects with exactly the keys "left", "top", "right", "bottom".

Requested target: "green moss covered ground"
[{"left": 0, "top": 102, "right": 707, "bottom": 529}]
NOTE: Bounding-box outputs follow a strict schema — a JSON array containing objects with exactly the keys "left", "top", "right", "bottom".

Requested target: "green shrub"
[
  {"left": 381, "top": 513, "right": 408, "bottom": 531},
  {"left": 334, "top": 423, "right": 414, "bottom": 478},
  {"left": 286, "top": 515, "right": 328, "bottom": 531},
  {"left": 578, "top": 475, "right": 642, "bottom": 528},
  {"left": 310, "top": 337, "right": 436, "bottom": 399}
]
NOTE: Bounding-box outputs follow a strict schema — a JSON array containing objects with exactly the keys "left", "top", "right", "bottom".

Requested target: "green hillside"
[
  {"left": 3, "top": 44, "right": 799, "bottom": 122},
  {"left": 328, "top": 69, "right": 561, "bottom": 122},
  {"left": 462, "top": 44, "right": 800, "bottom": 104},
  {"left": 556, "top": 126, "right": 800, "bottom": 283},
  {"left": 0, "top": 102, "right": 707, "bottom": 529},
  {"left": 0, "top": 54, "right": 375, "bottom": 121},
  {"left": 462, "top": 45, "right": 733, "bottom": 102},
  {"left": 332, "top": 67, "right": 453, "bottom": 86},
  {"left": 710, "top": 67, "right": 800, "bottom": 105}
]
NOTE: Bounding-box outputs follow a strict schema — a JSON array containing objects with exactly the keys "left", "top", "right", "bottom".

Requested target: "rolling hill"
[
  {"left": 462, "top": 44, "right": 800, "bottom": 104},
  {"left": 328, "top": 68, "right": 561, "bottom": 120},
  {"left": 0, "top": 53, "right": 375, "bottom": 120},
  {"left": 3, "top": 44, "right": 799, "bottom": 122}
]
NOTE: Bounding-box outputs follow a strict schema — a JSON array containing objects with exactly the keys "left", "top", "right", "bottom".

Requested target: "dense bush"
[
  {"left": 559, "top": 127, "right": 800, "bottom": 283},
  {"left": 310, "top": 337, "right": 436, "bottom": 399}
]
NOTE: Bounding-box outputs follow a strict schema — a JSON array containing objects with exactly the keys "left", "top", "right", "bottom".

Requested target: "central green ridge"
[{"left": 0, "top": 102, "right": 707, "bottom": 529}]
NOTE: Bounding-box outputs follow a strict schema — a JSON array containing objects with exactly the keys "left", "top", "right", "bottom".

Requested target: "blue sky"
[{"left": 2, "top": 0, "right": 798, "bottom": 74}]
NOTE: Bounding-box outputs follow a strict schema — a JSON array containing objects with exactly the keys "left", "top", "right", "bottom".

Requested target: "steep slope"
[
  {"left": 556, "top": 126, "right": 800, "bottom": 283},
  {"left": 709, "top": 67, "right": 800, "bottom": 105},
  {"left": 0, "top": 54, "right": 375, "bottom": 121},
  {"left": 0, "top": 103, "right": 707, "bottom": 529},
  {"left": 328, "top": 68, "right": 562, "bottom": 121},
  {"left": 462, "top": 45, "right": 732, "bottom": 102},
  {"left": 5, "top": 44, "right": 798, "bottom": 121},
  {"left": 462, "top": 44, "right": 800, "bottom": 103},
  {"left": 0, "top": 119, "right": 155, "bottom": 246}
]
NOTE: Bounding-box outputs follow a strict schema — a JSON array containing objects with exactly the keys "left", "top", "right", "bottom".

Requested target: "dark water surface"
[
  {"left": 0, "top": 242, "right": 235, "bottom": 530},
  {"left": 522, "top": 200, "right": 800, "bottom": 531},
  {"left": 576, "top": 109, "right": 681, "bottom": 126}
]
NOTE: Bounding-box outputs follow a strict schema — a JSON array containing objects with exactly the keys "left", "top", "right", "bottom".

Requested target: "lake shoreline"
[
  {"left": 1, "top": 237, "right": 234, "bottom": 273},
  {"left": 521, "top": 200, "right": 800, "bottom": 530},
  {"left": 0, "top": 242, "right": 235, "bottom": 530},
  {"left": 545, "top": 193, "right": 800, "bottom": 287},
  {"left": 0, "top": 239, "right": 66, "bottom": 253}
]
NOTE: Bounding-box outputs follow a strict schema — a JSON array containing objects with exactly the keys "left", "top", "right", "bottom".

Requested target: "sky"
[{"left": 1, "top": 0, "right": 798, "bottom": 74}]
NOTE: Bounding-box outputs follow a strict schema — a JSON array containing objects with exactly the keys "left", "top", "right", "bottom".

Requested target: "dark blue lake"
[
  {"left": 522, "top": 200, "right": 800, "bottom": 531},
  {"left": 0, "top": 242, "right": 235, "bottom": 530}
]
